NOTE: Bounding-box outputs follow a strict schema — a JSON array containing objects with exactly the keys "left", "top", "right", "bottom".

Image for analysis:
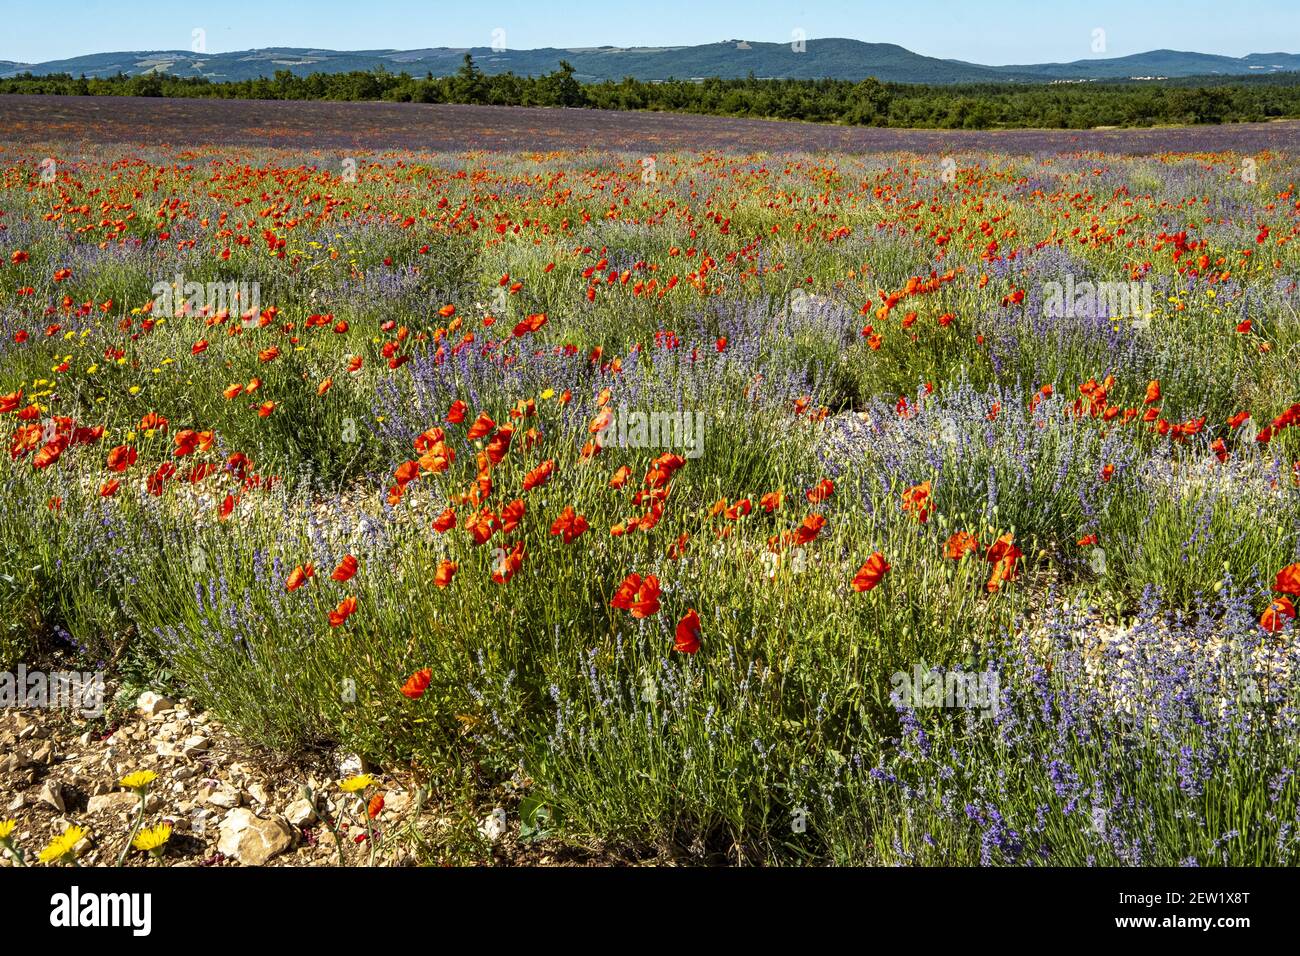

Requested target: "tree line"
[{"left": 3, "top": 54, "right": 1299, "bottom": 129}]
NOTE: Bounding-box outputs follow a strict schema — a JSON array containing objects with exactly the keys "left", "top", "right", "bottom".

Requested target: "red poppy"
[
  {"left": 486, "top": 426, "right": 515, "bottom": 464},
  {"left": 1261, "top": 596, "right": 1296, "bottom": 633},
  {"left": 331, "top": 554, "right": 358, "bottom": 582},
  {"left": 491, "top": 541, "right": 526, "bottom": 585},
  {"left": 329, "top": 596, "right": 358, "bottom": 627},
  {"left": 611, "top": 573, "right": 662, "bottom": 618},
  {"left": 791, "top": 513, "right": 827, "bottom": 545},
  {"left": 106, "top": 444, "right": 137, "bottom": 472},
  {"left": 674, "top": 609, "right": 702, "bottom": 654},
  {"left": 852, "top": 552, "right": 891, "bottom": 592},
  {"left": 432, "top": 507, "right": 457, "bottom": 533},
  {"left": 1275, "top": 564, "right": 1300, "bottom": 597},
  {"left": 901, "top": 481, "right": 932, "bottom": 523},
  {"left": 286, "top": 563, "right": 315, "bottom": 591},
  {"left": 434, "top": 560, "right": 457, "bottom": 588},
  {"left": 394, "top": 460, "right": 420, "bottom": 487},
  {"left": 985, "top": 533, "right": 1023, "bottom": 592},
  {"left": 805, "top": 478, "right": 834, "bottom": 503},
  {"left": 523, "top": 459, "right": 554, "bottom": 491},
  {"left": 945, "top": 531, "right": 980, "bottom": 559},
  {"left": 466, "top": 413, "right": 495, "bottom": 440},
  {"left": 401, "top": 668, "right": 432, "bottom": 700},
  {"left": 550, "top": 506, "right": 590, "bottom": 544},
  {"left": 512, "top": 312, "right": 547, "bottom": 337},
  {"left": 724, "top": 498, "right": 752, "bottom": 520},
  {"left": 500, "top": 498, "right": 526, "bottom": 534}
]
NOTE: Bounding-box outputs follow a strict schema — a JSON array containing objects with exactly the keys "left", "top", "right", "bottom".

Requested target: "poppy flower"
[
  {"left": 805, "top": 478, "right": 834, "bottom": 503},
  {"left": 394, "top": 460, "right": 420, "bottom": 487},
  {"left": 674, "top": 609, "right": 702, "bottom": 654},
  {"left": 331, "top": 554, "right": 358, "bottom": 582},
  {"left": 447, "top": 399, "right": 468, "bottom": 423},
  {"left": 725, "top": 499, "right": 752, "bottom": 520},
  {"left": 464, "top": 508, "right": 500, "bottom": 545},
  {"left": 139, "top": 412, "right": 169, "bottom": 432},
  {"left": 668, "top": 532, "right": 689, "bottom": 560},
  {"left": 433, "top": 560, "right": 457, "bottom": 588},
  {"left": 609, "top": 465, "right": 632, "bottom": 489},
  {"left": 500, "top": 498, "right": 526, "bottom": 534},
  {"left": 1261, "top": 596, "right": 1296, "bottom": 633},
  {"left": 523, "top": 459, "right": 554, "bottom": 491},
  {"left": 759, "top": 490, "right": 784, "bottom": 512},
  {"left": 432, "top": 507, "right": 457, "bottom": 533},
  {"left": 1144, "top": 380, "right": 1161, "bottom": 404},
  {"left": 286, "top": 563, "right": 315, "bottom": 591},
  {"left": 466, "top": 413, "right": 495, "bottom": 441},
  {"left": 491, "top": 541, "right": 525, "bottom": 585},
  {"left": 400, "top": 668, "right": 432, "bottom": 700},
  {"left": 945, "top": 531, "right": 980, "bottom": 559},
  {"left": 30, "top": 439, "right": 65, "bottom": 473},
  {"left": 367, "top": 793, "right": 385, "bottom": 819},
  {"left": 611, "top": 573, "right": 662, "bottom": 618},
  {"left": 106, "top": 444, "right": 137, "bottom": 472},
  {"left": 852, "top": 552, "right": 891, "bottom": 592},
  {"left": 99, "top": 479, "right": 120, "bottom": 497},
  {"left": 791, "top": 513, "right": 827, "bottom": 545},
  {"left": 485, "top": 426, "right": 515, "bottom": 464},
  {"left": 901, "top": 481, "right": 932, "bottom": 523},
  {"left": 329, "top": 596, "right": 358, "bottom": 627},
  {"left": 985, "top": 533, "right": 1023, "bottom": 592},
  {"left": 512, "top": 312, "right": 547, "bottom": 337},
  {"left": 1275, "top": 564, "right": 1300, "bottom": 597},
  {"left": 550, "top": 506, "right": 590, "bottom": 544}
]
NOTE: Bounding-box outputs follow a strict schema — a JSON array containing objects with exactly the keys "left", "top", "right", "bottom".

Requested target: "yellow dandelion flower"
[
  {"left": 339, "top": 774, "right": 378, "bottom": 793},
  {"left": 119, "top": 770, "right": 157, "bottom": 791},
  {"left": 38, "top": 825, "right": 88, "bottom": 864},
  {"left": 132, "top": 823, "right": 172, "bottom": 852},
  {"left": 0, "top": 819, "right": 16, "bottom": 840}
]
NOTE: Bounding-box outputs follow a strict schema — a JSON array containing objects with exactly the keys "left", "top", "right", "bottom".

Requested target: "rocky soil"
[{"left": 0, "top": 682, "right": 605, "bottom": 867}]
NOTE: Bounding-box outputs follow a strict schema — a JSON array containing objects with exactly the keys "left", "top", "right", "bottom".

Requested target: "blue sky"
[{"left": 5, "top": 0, "right": 1297, "bottom": 64}]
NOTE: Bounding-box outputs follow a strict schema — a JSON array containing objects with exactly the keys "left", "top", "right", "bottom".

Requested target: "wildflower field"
[{"left": 3, "top": 139, "right": 1300, "bottom": 866}]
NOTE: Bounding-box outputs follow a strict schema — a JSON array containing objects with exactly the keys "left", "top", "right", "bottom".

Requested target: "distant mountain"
[
  {"left": 4, "top": 39, "right": 1299, "bottom": 85},
  {"left": 987, "top": 49, "right": 1300, "bottom": 80}
]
